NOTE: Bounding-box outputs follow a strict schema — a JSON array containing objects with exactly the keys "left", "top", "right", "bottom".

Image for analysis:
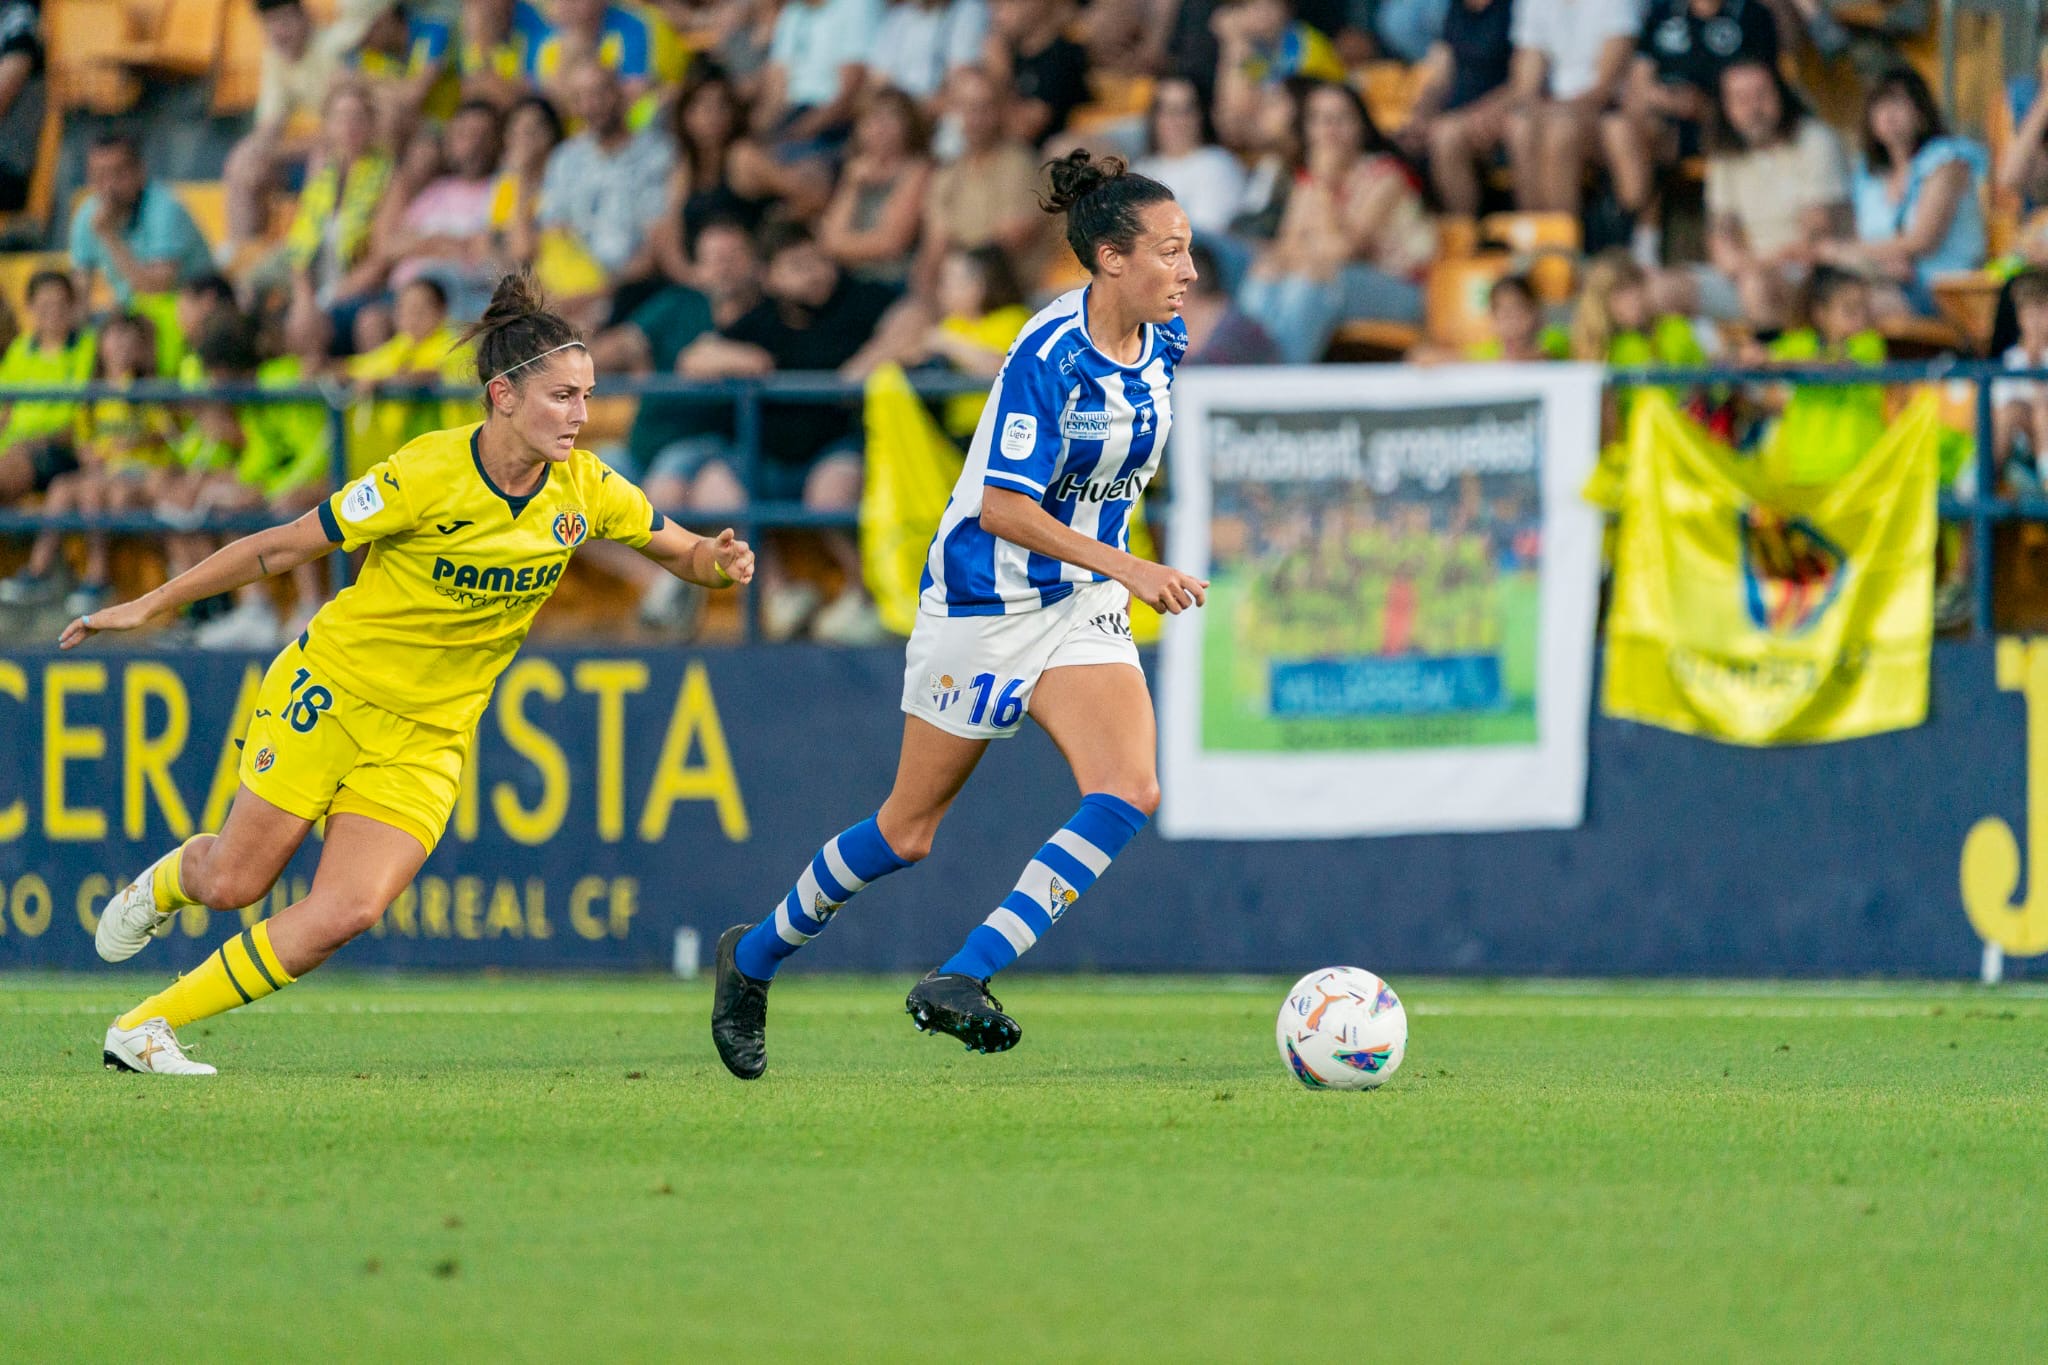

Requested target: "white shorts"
[{"left": 901, "top": 579, "right": 1141, "bottom": 740}]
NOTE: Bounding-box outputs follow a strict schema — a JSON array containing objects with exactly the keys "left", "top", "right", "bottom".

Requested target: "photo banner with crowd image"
[{"left": 1158, "top": 364, "right": 1606, "bottom": 839}]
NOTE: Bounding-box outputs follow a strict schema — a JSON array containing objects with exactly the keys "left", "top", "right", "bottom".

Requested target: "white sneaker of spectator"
[
  {"left": 811, "top": 588, "right": 886, "bottom": 646},
  {"left": 761, "top": 582, "right": 822, "bottom": 642},
  {"left": 0, "top": 566, "right": 67, "bottom": 606},
  {"left": 194, "top": 597, "right": 282, "bottom": 650},
  {"left": 638, "top": 574, "right": 704, "bottom": 637}
]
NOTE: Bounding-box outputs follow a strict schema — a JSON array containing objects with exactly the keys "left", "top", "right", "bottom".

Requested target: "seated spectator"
[
  {"left": 1816, "top": 67, "right": 1988, "bottom": 318},
  {"left": 354, "top": 1, "right": 456, "bottom": 134},
  {"left": 1468, "top": 272, "right": 1569, "bottom": 359},
  {"left": 170, "top": 273, "right": 239, "bottom": 382},
  {"left": 1211, "top": 0, "right": 1346, "bottom": 149},
  {"left": 0, "top": 270, "right": 91, "bottom": 505},
  {"left": 1656, "top": 60, "right": 1849, "bottom": 329},
  {"left": 1496, "top": 0, "right": 1639, "bottom": 215},
  {"left": 457, "top": 0, "right": 543, "bottom": 109},
  {"left": 1601, "top": 0, "right": 1777, "bottom": 265},
  {"left": 983, "top": 0, "right": 1090, "bottom": 147},
  {"left": 178, "top": 313, "right": 335, "bottom": 647},
  {"left": 913, "top": 66, "right": 1049, "bottom": 295},
  {"left": 0, "top": 0, "right": 45, "bottom": 213},
  {"left": 818, "top": 87, "right": 935, "bottom": 286},
  {"left": 1238, "top": 82, "right": 1434, "bottom": 363},
  {"left": 738, "top": 0, "right": 881, "bottom": 192},
  {"left": 1401, "top": 0, "right": 1515, "bottom": 217},
  {"left": 849, "top": 242, "right": 1030, "bottom": 435},
  {"left": 280, "top": 81, "right": 397, "bottom": 341},
  {"left": 527, "top": 0, "right": 677, "bottom": 127},
  {"left": 677, "top": 221, "right": 902, "bottom": 641},
  {"left": 1134, "top": 76, "right": 1248, "bottom": 238},
  {"left": 534, "top": 60, "right": 676, "bottom": 323},
  {"left": 347, "top": 277, "right": 467, "bottom": 471},
  {"left": 645, "top": 70, "right": 771, "bottom": 290},
  {"left": 869, "top": 0, "right": 987, "bottom": 108},
  {"left": 351, "top": 124, "right": 450, "bottom": 348},
  {"left": 1749, "top": 264, "right": 1884, "bottom": 485},
  {"left": 490, "top": 94, "right": 566, "bottom": 274},
  {"left": 593, "top": 216, "right": 763, "bottom": 631},
  {"left": 1228, "top": 73, "right": 1310, "bottom": 243},
  {"left": 68, "top": 132, "right": 215, "bottom": 325},
  {"left": 1179, "top": 240, "right": 1280, "bottom": 363},
  {"left": 1994, "top": 270, "right": 2048, "bottom": 491},
  {"left": 222, "top": 0, "right": 380, "bottom": 266},
  {"left": 1571, "top": 247, "right": 1703, "bottom": 366},
  {"left": 383, "top": 99, "right": 508, "bottom": 318},
  {"left": 0, "top": 314, "right": 173, "bottom": 615}
]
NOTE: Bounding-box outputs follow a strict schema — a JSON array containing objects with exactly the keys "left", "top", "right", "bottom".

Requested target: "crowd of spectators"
[{"left": 0, "top": 0, "right": 2042, "bottom": 644}]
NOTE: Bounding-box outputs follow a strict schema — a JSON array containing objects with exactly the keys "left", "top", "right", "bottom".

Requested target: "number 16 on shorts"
[{"left": 929, "top": 672, "right": 1025, "bottom": 729}]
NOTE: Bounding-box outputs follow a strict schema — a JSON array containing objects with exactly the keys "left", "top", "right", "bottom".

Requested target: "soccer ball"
[{"left": 1275, "top": 967, "right": 1408, "bottom": 1090}]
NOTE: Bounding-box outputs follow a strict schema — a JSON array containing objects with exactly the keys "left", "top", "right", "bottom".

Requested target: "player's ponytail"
[
  {"left": 463, "top": 269, "right": 585, "bottom": 400},
  {"left": 1041, "top": 149, "right": 1175, "bottom": 273}
]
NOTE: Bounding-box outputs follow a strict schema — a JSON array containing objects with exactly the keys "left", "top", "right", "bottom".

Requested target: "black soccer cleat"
[
  {"left": 710, "top": 923, "right": 771, "bottom": 1080},
  {"left": 905, "top": 970, "right": 1021, "bottom": 1054}
]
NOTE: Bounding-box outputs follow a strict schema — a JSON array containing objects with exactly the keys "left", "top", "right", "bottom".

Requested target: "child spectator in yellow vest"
[
  {"left": 345, "top": 277, "right": 470, "bottom": 476},
  {"left": 0, "top": 271, "right": 94, "bottom": 505},
  {"left": 0, "top": 314, "right": 175, "bottom": 616},
  {"left": 1575, "top": 250, "right": 1711, "bottom": 512},
  {"left": 172, "top": 313, "right": 336, "bottom": 648},
  {"left": 1750, "top": 265, "right": 1885, "bottom": 486}
]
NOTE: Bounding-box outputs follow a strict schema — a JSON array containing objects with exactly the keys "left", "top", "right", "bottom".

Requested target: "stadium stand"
[{"left": 3, "top": 0, "right": 2048, "bottom": 645}]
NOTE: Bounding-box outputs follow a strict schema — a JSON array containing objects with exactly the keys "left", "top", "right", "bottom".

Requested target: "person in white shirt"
[
  {"left": 1657, "top": 59, "right": 1851, "bottom": 327},
  {"left": 1133, "top": 76, "right": 1249, "bottom": 238},
  {"left": 1503, "top": 0, "right": 1639, "bottom": 213}
]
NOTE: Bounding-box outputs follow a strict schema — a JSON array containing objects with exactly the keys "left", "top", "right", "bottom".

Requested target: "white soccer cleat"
[
  {"left": 94, "top": 853, "right": 179, "bottom": 963},
  {"left": 102, "top": 1018, "right": 216, "bottom": 1076}
]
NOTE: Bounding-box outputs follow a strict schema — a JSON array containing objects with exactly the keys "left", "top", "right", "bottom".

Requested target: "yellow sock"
[
  {"left": 116, "top": 920, "right": 297, "bottom": 1030},
  {"left": 150, "top": 837, "right": 204, "bottom": 913}
]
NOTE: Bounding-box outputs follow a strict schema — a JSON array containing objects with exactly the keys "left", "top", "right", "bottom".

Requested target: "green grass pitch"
[{"left": 4, "top": 974, "right": 2045, "bottom": 1362}]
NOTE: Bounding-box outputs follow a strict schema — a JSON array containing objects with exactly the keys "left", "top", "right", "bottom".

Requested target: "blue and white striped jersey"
[{"left": 919, "top": 288, "right": 1186, "bottom": 616}]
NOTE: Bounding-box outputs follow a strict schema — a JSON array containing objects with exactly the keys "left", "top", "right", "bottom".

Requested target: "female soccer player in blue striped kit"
[{"left": 711, "top": 151, "right": 1207, "bottom": 1078}]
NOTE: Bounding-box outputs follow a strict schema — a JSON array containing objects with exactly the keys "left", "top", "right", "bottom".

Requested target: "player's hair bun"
[
  {"left": 1040, "top": 150, "right": 1177, "bottom": 274},
  {"left": 1042, "top": 148, "right": 1124, "bottom": 216},
  {"left": 464, "top": 269, "right": 583, "bottom": 392}
]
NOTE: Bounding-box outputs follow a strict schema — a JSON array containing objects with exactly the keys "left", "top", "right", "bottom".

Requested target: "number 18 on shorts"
[{"left": 900, "top": 580, "right": 1140, "bottom": 740}]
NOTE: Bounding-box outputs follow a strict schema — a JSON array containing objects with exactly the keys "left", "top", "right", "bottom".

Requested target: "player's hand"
[
  {"left": 1121, "top": 560, "right": 1208, "bottom": 615},
  {"left": 708, "top": 528, "right": 755, "bottom": 587},
  {"left": 58, "top": 595, "right": 158, "bottom": 650}
]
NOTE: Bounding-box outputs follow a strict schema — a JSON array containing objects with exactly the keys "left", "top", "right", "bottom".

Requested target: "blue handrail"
[{"left": 0, "top": 362, "right": 2028, "bottom": 638}]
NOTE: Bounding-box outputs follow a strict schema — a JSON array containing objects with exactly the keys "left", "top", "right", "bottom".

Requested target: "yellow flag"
[
  {"left": 1602, "top": 389, "right": 1939, "bottom": 744},
  {"left": 860, "top": 364, "right": 965, "bottom": 637}
]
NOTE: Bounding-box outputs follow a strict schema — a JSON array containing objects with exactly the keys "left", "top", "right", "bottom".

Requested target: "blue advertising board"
[{"left": 0, "top": 641, "right": 2033, "bottom": 977}]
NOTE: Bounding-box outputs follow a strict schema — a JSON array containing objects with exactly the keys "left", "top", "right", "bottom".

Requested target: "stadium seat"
[
  {"left": 1436, "top": 217, "right": 1480, "bottom": 260},
  {"left": 44, "top": 0, "right": 144, "bottom": 113},
  {"left": 1929, "top": 272, "right": 1999, "bottom": 354},
  {"left": 112, "top": 0, "right": 226, "bottom": 77},
  {"left": 1424, "top": 254, "right": 1511, "bottom": 349},
  {"left": 1069, "top": 74, "right": 1154, "bottom": 135},
  {"left": 1356, "top": 61, "right": 1421, "bottom": 135},
  {"left": 210, "top": 0, "right": 264, "bottom": 115},
  {"left": 1877, "top": 312, "right": 1968, "bottom": 358},
  {"left": 171, "top": 180, "right": 228, "bottom": 248},
  {"left": 0, "top": 251, "right": 74, "bottom": 314},
  {"left": 1328, "top": 319, "right": 1421, "bottom": 360}
]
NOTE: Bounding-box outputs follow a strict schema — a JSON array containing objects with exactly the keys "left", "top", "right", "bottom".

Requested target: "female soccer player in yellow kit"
[{"left": 65, "top": 273, "right": 756, "bottom": 1074}]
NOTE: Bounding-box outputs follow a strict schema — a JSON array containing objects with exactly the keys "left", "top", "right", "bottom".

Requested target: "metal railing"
[{"left": 0, "top": 362, "right": 2035, "bottom": 639}]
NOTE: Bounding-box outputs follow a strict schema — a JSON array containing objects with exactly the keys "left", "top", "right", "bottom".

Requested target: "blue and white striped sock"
[
  {"left": 941, "top": 793, "right": 1148, "bottom": 980},
  {"left": 734, "top": 816, "right": 910, "bottom": 980}
]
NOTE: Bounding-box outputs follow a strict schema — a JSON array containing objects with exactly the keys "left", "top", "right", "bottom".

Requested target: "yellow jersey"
[{"left": 308, "top": 422, "right": 662, "bottom": 731}]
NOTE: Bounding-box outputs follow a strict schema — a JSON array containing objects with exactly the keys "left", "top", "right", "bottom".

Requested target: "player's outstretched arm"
[
  {"left": 638, "top": 520, "right": 756, "bottom": 589},
  {"left": 981, "top": 489, "right": 1207, "bottom": 615},
  {"left": 57, "top": 510, "right": 336, "bottom": 649}
]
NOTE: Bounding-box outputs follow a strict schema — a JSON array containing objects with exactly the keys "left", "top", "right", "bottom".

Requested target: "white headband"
[{"left": 487, "top": 341, "right": 587, "bottom": 388}]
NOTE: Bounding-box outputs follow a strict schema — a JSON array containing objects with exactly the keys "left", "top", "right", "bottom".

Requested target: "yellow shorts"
[{"left": 237, "top": 634, "right": 472, "bottom": 853}]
